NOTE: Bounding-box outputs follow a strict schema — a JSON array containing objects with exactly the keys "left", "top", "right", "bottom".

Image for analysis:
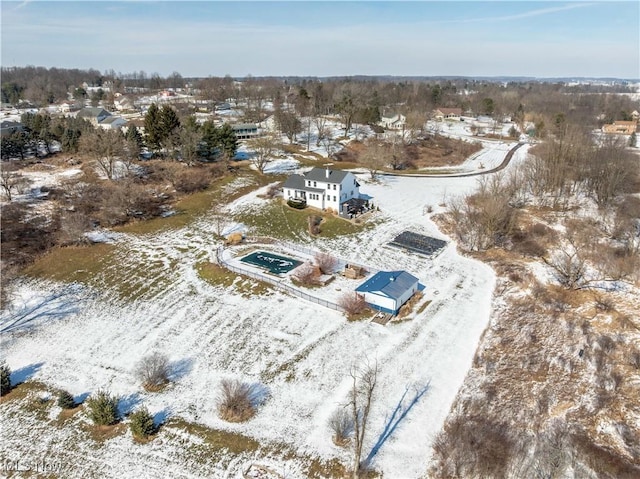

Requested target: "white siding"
[{"left": 361, "top": 292, "right": 397, "bottom": 312}]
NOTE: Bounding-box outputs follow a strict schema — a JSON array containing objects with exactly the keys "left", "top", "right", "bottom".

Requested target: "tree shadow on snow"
[
  {"left": 153, "top": 408, "right": 171, "bottom": 427},
  {"left": 74, "top": 392, "right": 90, "bottom": 405},
  {"left": 10, "top": 362, "right": 44, "bottom": 386},
  {"left": 118, "top": 392, "right": 142, "bottom": 417},
  {"left": 168, "top": 357, "right": 193, "bottom": 382},
  {"left": 364, "top": 382, "right": 431, "bottom": 468},
  {"left": 0, "top": 285, "right": 88, "bottom": 333},
  {"left": 248, "top": 382, "right": 270, "bottom": 408}
]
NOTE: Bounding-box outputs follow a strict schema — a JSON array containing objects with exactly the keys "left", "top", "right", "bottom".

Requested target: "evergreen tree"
[
  {"left": 218, "top": 123, "right": 238, "bottom": 160},
  {"left": 57, "top": 390, "right": 76, "bottom": 409},
  {"left": 0, "top": 361, "right": 11, "bottom": 396},
  {"left": 159, "top": 105, "right": 180, "bottom": 154},
  {"left": 129, "top": 406, "right": 156, "bottom": 439},
  {"left": 144, "top": 103, "right": 162, "bottom": 153},
  {"left": 86, "top": 389, "right": 119, "bottom": 426},
  {"left": 125, "top": 124, "right": 143, "bottom": 148}
]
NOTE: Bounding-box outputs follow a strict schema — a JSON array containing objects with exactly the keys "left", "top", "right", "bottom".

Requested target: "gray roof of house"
[
  {"left": 283, "top": 174, "right": 306, "bottom": 190},
  {"left": 100, "top": 116, "right": 125, "bottom": 125},
  {"left": 232, "top": 123, "right": 258, "bottom": 130},
  {"left": 356, "top": 270, "right": 419, "bottom": 300},
  {"left": 77, "top": 107, "right": 111, "bottom": 119},
  {"left": 304, "top": 167, "right": 350, "bottom": 184}
]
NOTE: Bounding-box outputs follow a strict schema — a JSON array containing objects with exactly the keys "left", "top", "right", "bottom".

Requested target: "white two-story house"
[{"left": 283, "top": 167, "right": 361, "bottom": 213}]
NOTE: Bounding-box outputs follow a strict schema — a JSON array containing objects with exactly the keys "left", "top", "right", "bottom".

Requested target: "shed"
[{"left": 355, "top": 270, "right": 420, "bottom": 315}]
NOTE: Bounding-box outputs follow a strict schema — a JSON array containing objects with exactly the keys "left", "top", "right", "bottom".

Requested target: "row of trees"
[{"left": 1, "top": 113, "right": 94, "bottom": 160}]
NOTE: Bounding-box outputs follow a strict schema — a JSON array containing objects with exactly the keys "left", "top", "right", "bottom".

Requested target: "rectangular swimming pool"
[{"left": 240, "top": 251, "right": 302, "bottom": 275}]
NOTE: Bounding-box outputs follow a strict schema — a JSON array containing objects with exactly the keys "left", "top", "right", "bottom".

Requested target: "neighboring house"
[
  {"left": 98, "top": 116, "right": 128, "bottom": 130},
  {"left": 76, "top": 107, "right": 112, "bottom": 126},
  {"left": 215, "top": 102, "right": 231, "bottom": 111},
  {"left": 433, "top": 108, "right": 462, "bottom": 121},
  {"left": 232, "top": 123, "right": 259, "bottom": 140},
  {"left": 0, "top": 120, "right": 24, "bottom": 137},
  {"left": 283, "top": 166, "right": 361, "bottom": 213},
  {"left": 355, "top": 270, "right": 420, "bottom": 315},
  {"left": 602, "top": 121, "right": 637, "bottom": 135},
  {"left": 114, "top": 97, "right": 135, "bottom": 111},
  {"left": 379, "top": 113, "right": 406, "bottom": 130}
]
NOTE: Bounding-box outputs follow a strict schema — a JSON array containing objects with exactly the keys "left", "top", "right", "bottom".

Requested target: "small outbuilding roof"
[{"left": 356, "top": 271, "right": 419, "bottom": 300}]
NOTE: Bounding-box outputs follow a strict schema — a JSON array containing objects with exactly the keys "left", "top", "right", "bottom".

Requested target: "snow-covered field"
[{"left": 0, "top": 145, "right": 530, "bottom": 478}]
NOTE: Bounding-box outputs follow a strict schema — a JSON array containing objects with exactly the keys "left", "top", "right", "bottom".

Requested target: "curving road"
[{"left": 378, "top": 141, "right": 526, "bottom": 179}]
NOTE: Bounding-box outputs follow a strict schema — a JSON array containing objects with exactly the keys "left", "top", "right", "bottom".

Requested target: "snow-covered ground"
[{"left": 0, "top": 145, "right": 531, "bottom": 477}]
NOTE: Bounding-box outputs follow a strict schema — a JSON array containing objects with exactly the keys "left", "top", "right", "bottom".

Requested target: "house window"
[
  {"left": 307, "top": 181, "right": 311, "bottom": 186},
  {"left": 313, "top": 181, "right": 317, "bottom": 187},
  {"left": 327, "top": 184, "right": 330, "bottom": 189},
  {"left": 333, "top": 184, "right": 336, "bottom": 190},
  {"left": 333, "top": 196, "right": 336, "bottom": 202}
]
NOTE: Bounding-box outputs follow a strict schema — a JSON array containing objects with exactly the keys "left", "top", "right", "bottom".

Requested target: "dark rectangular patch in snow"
[{"left": 388, "top": 231, "right": 447, "bottom": 257}]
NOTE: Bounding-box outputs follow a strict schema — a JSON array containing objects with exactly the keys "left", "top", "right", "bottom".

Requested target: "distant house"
[
  {"left": 114, "top": 97, "right": 135, "bottom": 111},
  {"left": 355, "top": 270, "right": 420, "bottom": 315},
  {"left": 602, "top": 121, "right": 637, "bottom": 135},
  {"left": 76, "top": 107, "right": 112, "bottom": 126},
  {"left": 215, "top": 102, "right": 231, "bottom": 111},
  {"left": 434, "top": 108, "right": 462, "bottom": 121},
  {"left": 98, "top": 116, "right": 128, "bottom": 130},
  {"left": 379, "top": 113, "right": 406, "bottom": 130},
  {"left": 0, "top": 120, "right": 24, "bottom": 137},
  {"left": 232, "top": 123, "right": 259, "bottom": 140},
  {"left": 283, "top": 166, "right": 361, "bottom": 213}
]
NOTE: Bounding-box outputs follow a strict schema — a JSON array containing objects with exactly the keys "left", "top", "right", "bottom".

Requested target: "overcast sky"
[{"left": 1, "top": 1, "right": 639, "bottom": 79}]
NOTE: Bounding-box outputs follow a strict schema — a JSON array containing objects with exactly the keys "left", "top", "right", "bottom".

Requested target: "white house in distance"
[
  {"left": 355, "top": 270, "right": 420, "bottom": 315},
  {"left": 380, "top": 113, "right": 406, "bottom": 130},
  {"left": 283, "top": 166, "right": 361, "bottom": 213}
]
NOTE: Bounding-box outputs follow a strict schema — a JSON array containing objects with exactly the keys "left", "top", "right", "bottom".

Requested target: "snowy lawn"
[{"left": 0, "top": 146, "right": 530, "bottom": 477}]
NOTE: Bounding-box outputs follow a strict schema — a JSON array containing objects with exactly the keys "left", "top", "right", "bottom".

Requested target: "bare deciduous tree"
[
  {"left": 80, "top": 129, "right": 127, "bottom": 181},
  {"left": 359, "top": 139, "right": 387, "bottom": 179},
  {"left": 315, "top": 251, "right": 339, "bottom": 274},
  {"left": 293, "top": 263, "right": 321, "bottom": 286},
  {"left": 247, "top": 133, "right": 280, "bottom": 174},
  {"left": 329, "top": 407, "right": 354, "bottom": 447},
  {"left": 339, "top": 292, "right": 368, "bottom": 317},
  {"left": 0, "top": 166, "right": 31, "bottom": 201},
  {"left": 135, "top": 352, "right": 170, "bottom": 392},
  {"left": 349, "top": 360, "right": 378, "bottom": 478},
  {"left": 217, "top": 379, "right": 261, "bottom": 422}
]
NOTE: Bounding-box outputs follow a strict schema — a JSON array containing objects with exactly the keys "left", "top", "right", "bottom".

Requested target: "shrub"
[
  {"left": 217, "top": 379, "right": 256, "bottom": 423},
  {"left": 57, "top": 390, "right": 76, "bottom": 409},
  {"left": 135, "top": 352, "right": 170, "bottom": 392},
  {"left": 0, "top": 361, "right": 11, "bottom": 396},
  {"left": 339, "top": 292, "right": 368, "bottom": 316},
  {"left": 169, "top": 166, "right": 212, "bottom": 193},
  {"left": 287, "top": 198, "right": 306, "bottom": 209},
  {"left": 328, "top": 408, "right": 353, "bottom": 447},
  {"left": 86, "top": 389, "right": 119, "bottom": 426},
  {"left": 129, "top": 406, "right": 156, "bottom": 439},
  {"left": 293, "top": 263, "right": 321, "bottom": 286},
  {"left": 315, "top": 251, "right": 339, "bottom": 274}
]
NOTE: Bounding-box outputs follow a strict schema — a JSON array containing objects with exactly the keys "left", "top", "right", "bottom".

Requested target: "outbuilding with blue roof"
[{"left": 355, "top": 270, "right": 421, "bottom": 315}]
